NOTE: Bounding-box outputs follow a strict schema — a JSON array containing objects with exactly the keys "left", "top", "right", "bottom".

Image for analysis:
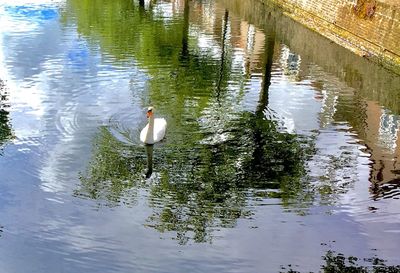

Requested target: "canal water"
[{"left": 0, "top": 0, "right": 399, "bottom": 272}]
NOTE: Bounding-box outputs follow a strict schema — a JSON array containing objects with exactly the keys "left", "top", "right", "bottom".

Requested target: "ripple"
[{"left": 54, "top": 107, "right": 81, "bottom": 140}]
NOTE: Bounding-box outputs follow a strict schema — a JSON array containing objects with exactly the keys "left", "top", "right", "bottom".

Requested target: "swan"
[{"left": 140, "top": 106, "right": 167, "bottom": 144}]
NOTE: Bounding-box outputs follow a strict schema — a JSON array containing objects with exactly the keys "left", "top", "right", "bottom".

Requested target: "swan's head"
[{"left": 146, "top": 106, "right": 154, "bottom": 118}]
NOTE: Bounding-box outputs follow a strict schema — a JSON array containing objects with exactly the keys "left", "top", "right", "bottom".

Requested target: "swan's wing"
[
  {"left": 154, "top": 118, "right": 167, "bottom": 142},
  {"left": 140, "top": 124, "right": 149, "bottom": 143}
]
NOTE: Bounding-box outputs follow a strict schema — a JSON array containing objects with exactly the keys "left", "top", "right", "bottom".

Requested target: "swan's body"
[{"left": 140, "top": 107, "right": 167, "bottom": 144}]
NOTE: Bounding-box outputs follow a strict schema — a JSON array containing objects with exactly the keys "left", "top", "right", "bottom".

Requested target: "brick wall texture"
[{"left": 262, "top": 0, "right": 400, "bottom": 72}]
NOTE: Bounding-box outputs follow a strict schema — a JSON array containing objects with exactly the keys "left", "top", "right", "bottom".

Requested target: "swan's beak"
[{"left": 146, "top": 111, "right": 153, "bottom": 118}]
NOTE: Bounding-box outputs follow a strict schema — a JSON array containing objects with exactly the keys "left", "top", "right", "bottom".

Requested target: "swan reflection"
[{"left": 145, "top": 144, "right": 153, "bottom": 179}]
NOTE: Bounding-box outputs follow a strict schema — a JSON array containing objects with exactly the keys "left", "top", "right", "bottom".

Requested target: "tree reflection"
[
  {"left": 0, "top": 80, "right": 12, "bottom": 153},
  {"left": 70, "top": 0, "right": 311, "bottom": 243},
  {"left": 280, "top": 250, "right": 400, "bottom": 273},
  {"left": 180, "top": 0, "right": 190, "bottom": 61},
  {"left": 78, "top": 117, "right": 307, "bottom": 243},
  {"left": 216, "top": 9, "right": 229, "bottom": 101},
  {"left": 74, "top": 127, "right": 145, "bottom": 207}
]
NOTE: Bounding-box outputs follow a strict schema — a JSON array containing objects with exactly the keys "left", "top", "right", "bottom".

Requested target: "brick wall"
[{"left": 261, "top": 0, "right": 400, "bottom": 74}]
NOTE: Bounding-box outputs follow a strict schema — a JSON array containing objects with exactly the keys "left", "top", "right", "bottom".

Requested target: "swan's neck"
[{"left": 145, "top": 116, "right": 155, "bottom": 143}]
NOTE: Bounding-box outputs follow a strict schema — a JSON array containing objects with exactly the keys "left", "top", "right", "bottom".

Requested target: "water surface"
[{"left": 0, "top": 0, "right": 399, "bottom": 272}]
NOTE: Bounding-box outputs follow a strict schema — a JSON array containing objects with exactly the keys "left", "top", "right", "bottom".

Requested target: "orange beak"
[{"left": 146, "top": 111, "right": 153, "bottom": 118}]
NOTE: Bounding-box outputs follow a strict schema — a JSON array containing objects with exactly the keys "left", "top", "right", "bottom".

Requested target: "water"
[{"left": 0, "top": 0, "right": 399, "bottom": 272}]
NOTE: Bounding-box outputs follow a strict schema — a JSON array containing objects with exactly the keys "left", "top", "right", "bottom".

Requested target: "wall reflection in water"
[{"left": 220, "top": 0, "right": 400, "bottom": 193}]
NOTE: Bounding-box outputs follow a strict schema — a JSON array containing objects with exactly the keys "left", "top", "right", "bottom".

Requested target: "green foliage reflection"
[
  {"left": 74, "top": 126, "right": 145, "bottom": 207},
  {"left": 0, "top": 80, "right": 12, "bottom": 152},
  {"left": 280, "top": 250, "right": 400, "bottom": 273},
  {"left": 78, "top": 109, "right": 310, "bottom": 243},
  {"left": 70, "top": 0, "right": 311, "bottom": 243}
]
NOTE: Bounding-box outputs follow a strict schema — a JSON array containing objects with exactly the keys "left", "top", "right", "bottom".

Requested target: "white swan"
[{"left": 140, "top": 106, "right": 167, "bottom": 144}]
